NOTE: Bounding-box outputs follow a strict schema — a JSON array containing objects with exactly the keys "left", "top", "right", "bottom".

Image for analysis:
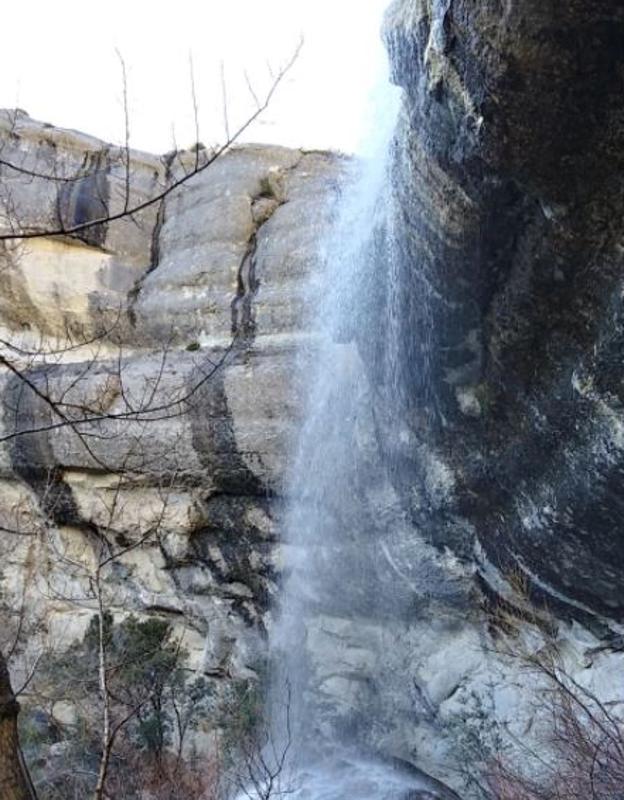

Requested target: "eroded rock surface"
[
  {"left": 331, "top": 0, "right": 624, "bottom": 790},
  {"left": 2, "top": 3, "right": 624, "bottom": 790},
  {"left": 379, "top": 0, "right": 624, "bottom": 625},
  {"left": 0, "top": 109, "right": 343, "bottom": 688}
]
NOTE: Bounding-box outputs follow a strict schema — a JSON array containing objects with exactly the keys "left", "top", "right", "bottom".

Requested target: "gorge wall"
[
  {"left": 0, "top": 108, "right": 343, "bottom": 698},
  {"left": 1, "top": 0, "right": 624, "bottom": 795},
  {"left": 381, "top": 0, "right": 624, "bottom": 627}
]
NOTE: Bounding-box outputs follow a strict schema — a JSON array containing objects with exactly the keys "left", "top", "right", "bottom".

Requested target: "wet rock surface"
[
  {"left": 379, "top": 0, "right": 624, "bottom": 626},
  {"left": 3, "top": 5, "right": 624, "bottom": 791}
]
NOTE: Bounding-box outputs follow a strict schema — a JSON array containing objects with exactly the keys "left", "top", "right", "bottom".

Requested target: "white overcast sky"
[{"left": 1, "top": 0, "right": 393, "bottom": 155}]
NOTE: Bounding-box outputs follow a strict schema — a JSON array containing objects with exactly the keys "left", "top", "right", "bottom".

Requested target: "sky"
[{"left": 1, "top": 0, "right": 393, "bottom": 155}]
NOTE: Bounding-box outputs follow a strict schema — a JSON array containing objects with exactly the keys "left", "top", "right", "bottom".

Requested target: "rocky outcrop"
[
  {"left": 0, "top": 109, "right": 343, "bottom": 687},
  {"left": 380, "top": 0, "right": 624, "bottom": 628},
  {"left": 320, "top": 0, "right": 624, "bottom": 791},
  {"left": 3, "top": 4, "right": 624, "bottom": 791}
]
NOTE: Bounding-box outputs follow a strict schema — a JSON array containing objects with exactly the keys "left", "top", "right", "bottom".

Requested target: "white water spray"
[{"left": 239, "top": 3, "right": 441, "bottom": 798}]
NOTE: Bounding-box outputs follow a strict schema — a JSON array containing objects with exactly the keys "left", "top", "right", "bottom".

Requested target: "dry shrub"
[
  {"left": 104, "top": 746, "right": 222, "bottom": 800},
  {"left": 482, "top": 577, "right": 624, "bottom": 800}
]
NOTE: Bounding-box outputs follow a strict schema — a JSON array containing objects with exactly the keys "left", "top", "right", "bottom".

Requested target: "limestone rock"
[
  {"left": 380, "top": 0, "right": 624, "bottom": 626},
  {"left": 0, "top": 112, "right": 343, "bottom": 698},
  {"left": 3, "top": 7, "right": 624, "bottom": 787}
]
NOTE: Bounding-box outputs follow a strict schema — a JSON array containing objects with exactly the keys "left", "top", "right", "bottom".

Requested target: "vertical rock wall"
[
  {"left": 0, "top": 110, "right": 344, "bottom": 686},
  {"left": 381, "top": 0, "right": 624, "bottom": 626}
]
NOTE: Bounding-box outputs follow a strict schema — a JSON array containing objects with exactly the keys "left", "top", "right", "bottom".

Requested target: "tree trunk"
[{"left": 0, "top": 652, "right": 37, "bottom": 800}]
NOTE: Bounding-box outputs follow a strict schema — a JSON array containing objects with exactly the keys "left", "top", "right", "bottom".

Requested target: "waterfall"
[
  {"left": 238, "top": 3, "right": 447, "bottom": 798},
  {"left": 271, "top": 42, "right": 402, "bottom": 770}
]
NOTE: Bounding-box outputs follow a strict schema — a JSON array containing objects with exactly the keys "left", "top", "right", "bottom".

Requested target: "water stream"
[{"left": 246, "top": 4, "right": 439, "bottom": 797}]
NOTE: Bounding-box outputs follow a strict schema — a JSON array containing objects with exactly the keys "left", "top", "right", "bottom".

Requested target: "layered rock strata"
[
  {"left": 0, "top": 109, "right": 342, "bottom": 686},
  {"left": 3, "top": 4, "right": 624, "bottom": 788},
  {"left": 381, "top": 0, "right": 624, "bottom": 626}
]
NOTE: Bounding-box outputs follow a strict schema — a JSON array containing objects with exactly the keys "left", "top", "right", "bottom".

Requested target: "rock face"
[
  {"left": 326, "top": 0, "right": 624, "bottom": 790},
  {"left": 2, "top": 2, "right": 624, "bottom": 792},
  {"left": 0, "top": 109, "right": 343, "bottom": 686},
  {"left": 380, "top": 0, "right": 624, "bottom": 627},
  {"left": 272, "top": 1, "right": 624, "bottom": 793}
]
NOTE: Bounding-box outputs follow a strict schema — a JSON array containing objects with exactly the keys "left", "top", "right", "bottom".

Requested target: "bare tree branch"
[{"left": 0, "top": 41, "right": 302, "bottom": 243}]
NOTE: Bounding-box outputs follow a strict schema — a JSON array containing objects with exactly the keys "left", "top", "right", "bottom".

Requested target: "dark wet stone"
[{"left": 377, "top": 0, "right": 624, "bottom": 626}]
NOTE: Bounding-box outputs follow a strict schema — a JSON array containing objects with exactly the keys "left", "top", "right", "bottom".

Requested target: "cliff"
[
  {"left": 0, "top": 108, "right": 343, "bottom": 686},
  {"left": 382, "top": 0, "right": 624, "bottom": 626},
  {"left": 2, "top": 1, "right": 624, "bottom": 791}
]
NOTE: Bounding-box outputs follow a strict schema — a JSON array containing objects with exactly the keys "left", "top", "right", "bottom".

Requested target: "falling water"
[{"left": 246, "top": 3, "right": 441, "bottom": 798}]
